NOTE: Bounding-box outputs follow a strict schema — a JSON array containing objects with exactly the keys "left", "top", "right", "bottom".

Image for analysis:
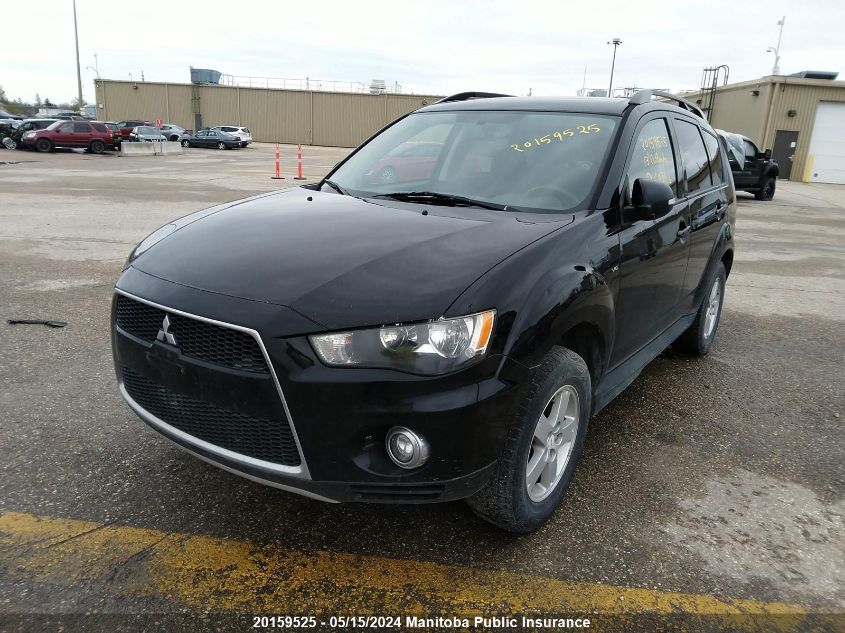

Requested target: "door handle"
[
  {"left": 715, "top": 201, "right": 725, "bottom": 220},
  {"left": 677, "top": 225, "right": 692, "bottom": 240}
]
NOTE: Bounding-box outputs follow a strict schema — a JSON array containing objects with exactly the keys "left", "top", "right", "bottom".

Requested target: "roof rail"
[
  {"left": 628, "top": 89, "right": 705, "bottom": 119},
  {"left": 434, "top": 91, "right": 513, "bottom": 104}
]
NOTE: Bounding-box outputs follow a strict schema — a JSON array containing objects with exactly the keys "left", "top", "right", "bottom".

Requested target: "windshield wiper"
[
  {"left": 322, "top": 179, "right": 351, "bottom": 196},
  {"left": 372, "top": 191, "right": 519, "bottom": 212}
]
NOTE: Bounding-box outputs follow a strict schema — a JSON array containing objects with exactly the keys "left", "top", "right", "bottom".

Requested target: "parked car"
[
  {"left": 0, "top": 120, "right": 18, "bottom": 149},
  {"left": 105, "top": 122, "right": 123, "bottom": 151},
  {"left": 159, "top": 124, "right": 190, "bottom": 142},
  {"left": 113, "top": 90, "right": 735, "bottom": 533},
  {"left": 180, "top": 128, "right": 242, "bottom": 149},
  {"left": 2, "top": 118, "right": 59, "bottom": 149},
  {"left": 365, "top": 141, "right": 441, "bottom": 184},
  {"left": 23, "top": 120, "right": 114, "bottom": 153},
  {"left": 211, "top": 125, "right": 252, "bottom": 147},
  {"left": 716, "top": 129, "right": 779, "bottom": 200},
  {"left": 128, "top": 126, "right": 167, "bottom": 142},
  {"left": 115, "top": 120, "right": 149, "bottom": 139}
]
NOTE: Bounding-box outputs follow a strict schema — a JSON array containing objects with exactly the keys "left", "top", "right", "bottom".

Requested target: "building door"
[
  {"left": 772, "top": 130, "right": 799, "bottom": 179},
  {"left": 806, "top": 102, "right": 845, "bottom": 184}
]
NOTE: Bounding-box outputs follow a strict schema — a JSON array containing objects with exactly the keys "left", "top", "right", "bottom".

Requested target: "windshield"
[
  {"left": 328, "top": 110, "right": 618, "bottom": 212},
  {"left": 137, "top": 126, "right": 159, "bottom": 135}
]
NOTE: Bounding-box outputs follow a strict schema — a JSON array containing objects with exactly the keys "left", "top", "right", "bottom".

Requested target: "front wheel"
[
  {"left": 2, "top": 137, "right": 16, "bottom": 150},
  {"left": 181, "top": 139, "right": 190, "bottom": 147},
  {"left": 217, "top": 141, "right": 226, "bottom": 150},
  {"left": 674, "top": 262, "right": 726, "bottom": 356},
  {"left": 755, "top": 176, "right": 776, "bottom": 201},
  {"left": 466, "top": 347, "right": 591, "bottom": 533},
  {"left": 170, "top": 135, "right": 180, "bottom": 142},
  {"left": 35, "top": 138, "right": 53, "bottom": 153}
]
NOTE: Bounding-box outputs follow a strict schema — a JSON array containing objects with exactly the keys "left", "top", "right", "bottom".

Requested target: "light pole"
[
  {"left": 767, "top": 16, "right": 785, "bottom": 75},
  {"left": 72, "top": 0, "right": 83, "bottom": 108},
  {"left": 608, "top": 38, "right": 622, "bottom": 97}
]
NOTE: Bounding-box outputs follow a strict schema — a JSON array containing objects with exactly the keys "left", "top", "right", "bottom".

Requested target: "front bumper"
[{"left": 112, "top": 268, "right": 530, "bottom": 503}]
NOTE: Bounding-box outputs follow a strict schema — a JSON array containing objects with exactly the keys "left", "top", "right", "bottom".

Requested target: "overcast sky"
[{"left": 4, "top": 0, "right": 844, "bottom": 104}]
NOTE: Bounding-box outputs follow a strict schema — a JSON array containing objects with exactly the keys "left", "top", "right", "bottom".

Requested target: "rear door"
[
  {"left": 73, "top": 122, "right": 92, "bottom": 146},
  {"left": 610, "top": 114, "right": 691, "bottom": 367},
  {"left": 674, "top": 117, "right": 729, "bottom": 312}
]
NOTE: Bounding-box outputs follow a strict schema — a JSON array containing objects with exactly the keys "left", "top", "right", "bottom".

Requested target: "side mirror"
[{"left": 625, "top": 178, "right": 674, "bottom": 222}]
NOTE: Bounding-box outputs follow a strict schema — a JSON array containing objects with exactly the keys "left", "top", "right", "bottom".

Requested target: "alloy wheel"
[
  {"left": 526, "top": 385, "right": 580, "bottom": 502},
  {"left": 703, "top": 277, "right": 721, "bottom": 339}
]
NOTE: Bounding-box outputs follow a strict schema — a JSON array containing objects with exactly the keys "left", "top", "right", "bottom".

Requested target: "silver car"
[
  {"left": 159, "top": 124, "right": 188, "bottom": 142},
  {"left": 211, "top": 125, "right": 252, "bottom": 147},
  {"left": 129, "top": 126, "right": 167, "bottom": 142}
]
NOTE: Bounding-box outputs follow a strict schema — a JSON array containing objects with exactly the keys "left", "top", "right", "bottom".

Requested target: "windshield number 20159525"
[{"left": 511, "top": 123, "right": 601, "bottom": 152}]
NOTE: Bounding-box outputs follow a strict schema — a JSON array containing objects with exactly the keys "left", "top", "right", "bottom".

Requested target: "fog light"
[{"left": 385, "top": 427, "right": 429, "bottom": 469}]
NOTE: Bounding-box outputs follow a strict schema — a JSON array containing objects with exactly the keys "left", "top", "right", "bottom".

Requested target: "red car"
[
  {"left": 22, "top": 120, "right": 114, "bottom": 154},
  {"left": 365, "top": 141, "right": 441, "bottom": 184},
  {"left": 115, "top": 119, "right": 149, "bottom": 139}
]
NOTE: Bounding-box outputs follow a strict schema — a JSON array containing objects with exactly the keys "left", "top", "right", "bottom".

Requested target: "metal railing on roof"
[{"left": 217, "top": 75, "right": 406, "bottom": 94}]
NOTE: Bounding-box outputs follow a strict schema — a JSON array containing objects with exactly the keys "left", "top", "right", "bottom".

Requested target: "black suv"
[
  {"left": 112, "top": 90, "right": 735, "bottom": 532},
  {"left": 718, "top": 129, "right": 778, "bottom": 200}
]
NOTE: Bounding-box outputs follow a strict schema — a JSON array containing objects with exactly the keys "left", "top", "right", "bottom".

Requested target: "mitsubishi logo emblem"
[{"left": 156, "top": 314, "right": 177, "bottom": 346}]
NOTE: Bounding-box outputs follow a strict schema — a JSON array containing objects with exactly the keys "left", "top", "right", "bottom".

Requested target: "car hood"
[{"left": 131, "top": 188, "right": 571, "bottom": 330}]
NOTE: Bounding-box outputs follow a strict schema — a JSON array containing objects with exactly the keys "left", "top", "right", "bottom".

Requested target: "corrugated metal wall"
[
  {"left": 94, "top": 80, "right": 441, "bottom": 148},
  {"left": 679, "top": 77, "right": 845, "bottom": 181}
]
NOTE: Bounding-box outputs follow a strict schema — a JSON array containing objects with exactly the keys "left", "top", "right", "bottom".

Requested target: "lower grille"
[{"left": 122, "top": 366, "right": 301, "bottom": 467}]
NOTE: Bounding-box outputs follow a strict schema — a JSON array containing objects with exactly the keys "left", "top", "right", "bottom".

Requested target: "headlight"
[
  {"left": 310, "top": 310, "right": 495, "bottom": 375},
  {"left": 23, "top": 131, "right": 36, "bottom": 140}
]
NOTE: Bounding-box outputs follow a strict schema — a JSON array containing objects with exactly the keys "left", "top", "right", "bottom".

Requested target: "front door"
[
  {"left": 772, "top": 130, "right": 799, "bottom": 179},
  {"left": 52, "top": 122, "right": 76, "bottom": 147},
  {"left": 611, "top": 115, "right": 691, "bottom": 367}
]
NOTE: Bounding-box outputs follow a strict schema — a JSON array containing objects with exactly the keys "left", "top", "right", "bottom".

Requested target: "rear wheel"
[
  {"left": 89, "top": 140, "right": 105, "bottom": 154},
  {"left": 170, "top": 135, "right": 180, "bottom": 142},
  {"left": 674, "top": 262, "right": 726, "bottom": 356},
  {"left": 755, "top": 176, "right": 776, "bottom": 201},
  {"left": 181, "top": 139, "right": 190, "bottom": 147},
  {"left": 217, "top": 141, "right": 226, "bottom": 150},
  {"left": 35, "top": 138, "right": 53, "bottom": 153},
  {"left": 466, "top": 347, "right": 590, "bottom": 533}
]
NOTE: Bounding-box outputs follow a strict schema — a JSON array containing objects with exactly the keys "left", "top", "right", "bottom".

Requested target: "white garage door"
[{"left": 806, "top": 102, "right": 845, "bottom": 184}]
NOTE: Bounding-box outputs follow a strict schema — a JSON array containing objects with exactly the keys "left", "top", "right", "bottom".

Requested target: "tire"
[
  {"left": 170, "top": 135, "right": 179, "bottom": 142},
  {"left": 2, "top": 137, "right": 16, "bottom": 150},
  {"left": 674, "top": 262, "right": 726, "bottom": 356},
  {"left": 35, "top": 138, "right": 53, "bottom": 153},
  {"left": 89, "top": 140, "right": 105, "bottom": 154},
  {"left": 217, "top": 141, "right": 226, "bottom": 150},
  {"left": 378, "top": 166, "right": 398, "bottom": 184},
  {"left": 466, "top": 347, "right": 591, "bottom": 533},
  {"left": 755, "top": 176, "right": 776, "bottom": 201},
  {"left": 181, "top": 140, "right": 190, "bottom": 147}
]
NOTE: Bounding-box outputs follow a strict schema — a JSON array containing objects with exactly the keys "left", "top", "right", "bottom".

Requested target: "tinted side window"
[
  {"left": 701, "top": 130, "right": 725, "bottom": 184},
  {"left": 91, "top": 123, "right": 107, "bottom": 132},
  {"left": 675, "top": 120, "right": 711, "bottom": 195},
  {"left": 58, "top": 123, "right": 74, "bottom": 132},
  {"left": 743, "top": 139, "right": 758, "bottom": 159},
  {"left": 627, "top": 118, "right": 677, "bottom": 197},
  {"left": 74, "top": 123, "right": 90, "bottom": 133}
]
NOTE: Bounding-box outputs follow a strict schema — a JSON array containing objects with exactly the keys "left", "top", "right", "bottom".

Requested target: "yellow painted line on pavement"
[{"left": 0, "top": 511, "right": 823, "bottom": 630}]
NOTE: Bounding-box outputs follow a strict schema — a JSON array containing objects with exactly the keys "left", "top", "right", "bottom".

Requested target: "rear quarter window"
[{"left": 674, "top": 119, "right": 711, "bottom": 195}]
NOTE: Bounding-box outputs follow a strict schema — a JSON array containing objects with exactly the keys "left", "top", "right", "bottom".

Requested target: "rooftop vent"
[
  {"left": 190, "top": 67, "right": 222, "bottom": 85},
  {"left": 788, "top": 70, "right": 839, "bottom": 80}
]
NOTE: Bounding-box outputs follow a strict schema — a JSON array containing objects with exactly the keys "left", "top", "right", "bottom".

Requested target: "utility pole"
[
  {"left": 607, "top": 38, "right": 622, "bottom": 97},
  {"left": 72, "top": 0, "right": 83, "bottom": 108},
  {"left": 767, "top": 16, "right": 785, "bottom": 75}
]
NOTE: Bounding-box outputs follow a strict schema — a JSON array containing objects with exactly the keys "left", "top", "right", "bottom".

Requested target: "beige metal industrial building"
[
  {"left": 679, "top": 74, "right": 845, "bottom": 183},
  {"left": 94, "top": 79, "right": 442, "bottom": 148}
]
